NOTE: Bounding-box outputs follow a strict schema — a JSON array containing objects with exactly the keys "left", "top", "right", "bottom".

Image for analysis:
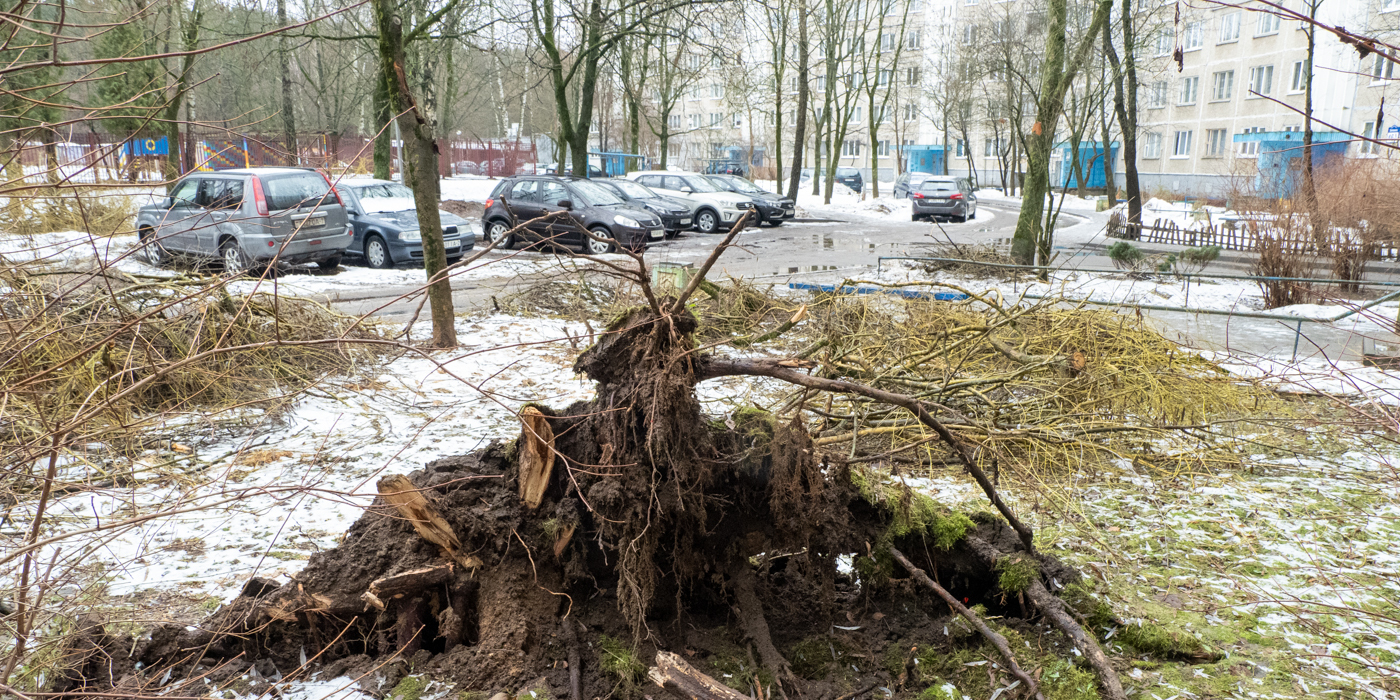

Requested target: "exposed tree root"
[{"left": 889, "top": 547, "right": 1044, "bottom": 700}]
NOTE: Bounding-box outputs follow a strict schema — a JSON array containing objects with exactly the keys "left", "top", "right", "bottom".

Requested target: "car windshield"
[
  {"left": 919, "top": 179, "right": 957, "bottom": 192},
  {"left": 571, "top": 180, "right": 626, "bottom": 207},
  {"left": 720, "top": 176, "right": 765, "bottom": 194},
  {"left": 263, "top": 172, "right": 334, "bottom": 211},
  {"left": 683, "top": 176, "right": 720, "bottom": 193},
  {"left": 610, "top": 180, "right": 655, "bottom": 199},
  {"left": 351, "top": 182, "right": 415, "bottom": 213}
]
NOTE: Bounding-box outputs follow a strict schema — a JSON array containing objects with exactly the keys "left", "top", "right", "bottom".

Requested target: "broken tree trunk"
[
  {"left": 360, "top": 565, "right": 453, "bottom": 611},
  {"left": 889, "top": 547, "right": 1044, "bottom": 700},
  {"left": 518, "top": 406, "right": 556, "bottom": 508},
  {"left": 649, "top": 651, "right": 751, "bottom": 700}
]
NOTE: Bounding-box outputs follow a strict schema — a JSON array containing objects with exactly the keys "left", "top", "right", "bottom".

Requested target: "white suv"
[{"left": 626, "top": 170, "right": 755, "bottom": 233}]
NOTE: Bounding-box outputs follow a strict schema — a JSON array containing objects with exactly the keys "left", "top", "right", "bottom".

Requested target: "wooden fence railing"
[{"left": 1112, "top": 218, "right": 1400, "bottom": 261}]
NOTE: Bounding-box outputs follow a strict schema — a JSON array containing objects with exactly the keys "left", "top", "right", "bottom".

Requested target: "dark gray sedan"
[
  {"left": 911, "top": 177, "right": 978, "bottom": 222},
  {"left": 339, "top": 180, "right": 478, "bottom": 268}
]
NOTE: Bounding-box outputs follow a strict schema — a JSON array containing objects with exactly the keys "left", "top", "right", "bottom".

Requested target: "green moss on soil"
[
  {"left": 788, "top": 635, "right": 858, "bottom": 680},
  {"left": 995, "top": 554, "right": 1039, "bottom": 594},
  {"left": 387, "top": 676, "right": 427, "bottom": 700},
  {"left": 598, "top": 634, "right": 647, "bottom": 686}
]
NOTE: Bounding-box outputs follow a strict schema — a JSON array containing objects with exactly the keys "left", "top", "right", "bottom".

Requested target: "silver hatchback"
[{"left": 135, "top": 168, "right": 353, "bottom": 273}]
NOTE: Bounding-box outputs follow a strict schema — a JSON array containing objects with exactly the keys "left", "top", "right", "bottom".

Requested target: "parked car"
[
  {"left": 625, "top": 170, "right": 756, "bottom": 233},
  {"left": 338, "top": 179, "right": 476, "bottom": 269},
  {"left": 704, "top": 162, "right": 746, "bottom": 176},
  {"left": 894, "top": 171, "right": 945, "bottom": 199},
  {"left": 545, "top": 163, "right": 607, "bottom": 178},
  {"left": 594, "top": 179, "right": 694, "bottom": 238},
  {"left": 799, "top": 167, "right": 864, "bottom": 193},
  {"left": 136, "top": 167, "right": 351, "bottom": 273},
  {"left": 703, "top": 175, "right": 794, "bottom": 227},
  {"left": 910, "top": 176, "right": 978, "bottom": 222},
  {"left": 482, "top": 176, "right": 664, "bottom": 254}
]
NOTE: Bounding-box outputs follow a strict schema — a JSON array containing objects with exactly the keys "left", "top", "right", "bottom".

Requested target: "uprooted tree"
[{"left": 51, "top": 232, "right": 1217, "bottom": 700}]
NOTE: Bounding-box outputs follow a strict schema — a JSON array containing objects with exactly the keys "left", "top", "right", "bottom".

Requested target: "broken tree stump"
[
  {"left": 648, "top": 651, "right": 750, "bottom": 700},
  {"left": 518, "top": 406, "right": 556, "bottom": 508},
  {"left": 376, "top": 474, "right": 480, "bottom": 568}
]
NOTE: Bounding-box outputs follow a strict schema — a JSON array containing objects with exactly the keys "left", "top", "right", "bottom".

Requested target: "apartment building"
[{"left": 1133, "top": 0, "right": 1398, "bottom": 197}]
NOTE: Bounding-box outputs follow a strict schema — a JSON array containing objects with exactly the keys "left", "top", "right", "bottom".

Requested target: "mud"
[{"left": 54, "top": 306, "right": 1100, "bottom": 700}]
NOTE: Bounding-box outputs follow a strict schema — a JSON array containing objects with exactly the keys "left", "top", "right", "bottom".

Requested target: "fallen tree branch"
[
  {"left": 889, "top": 547, "right": 1044, "bottom": 700},
  {"left": 964, "top": 535, "right": 1126, "bottom": 700},
  {"left": 649, "top": 651, "right": 750, "bottom": 700},
  {"left": 698, "top": 357, "right": 1037, "bottom": 553}
]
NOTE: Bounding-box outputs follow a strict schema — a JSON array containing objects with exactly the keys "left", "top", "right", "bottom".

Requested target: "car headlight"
[
  {"left": 614, "top": 214, "right": 640, "bottom": 228},
  {"left": 399, "top": 229, "right": 421, "bottom": 242},
  {"left": 735, "top": 201, "right": 754, "bottom": 209},
  {"left": 644, "top": 203, "right": 666, "bottom": 213}
]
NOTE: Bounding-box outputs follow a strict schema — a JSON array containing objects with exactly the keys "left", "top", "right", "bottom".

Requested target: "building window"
[
  {"left": 1173, "top": 130, "right": 1194, "bottom": 157},
  {"left": 906, "top": 67, "right": 922, "bottom": 84},
  {"left": 877, "top": 139, "right": 892, "bottom": 157},
  {"left": 878, "top": 69, "right": 892, "bottom": 86},
  {"left": 668, "top": 142, "right": 681, "bottom": 159},
  {"left": 1290, "top": 60, "right": 1308, "bottom": 91},
  {"left": 983, "top": 137, "right": 1004, "bottom": 157},
  {"left": 1255, "top": 11, "right": 1280, "bottom": 35},
  {"left": 1360, "top": 122, "right": 1378, "bottom": 155},
  {"left": 1183, "top": 21, "right": 1204, "bottom": 50},
  {"left": 1385, "top": 0, "right": 1399, "bottom": 10},
  {"left": 1218, "top": 12, "right": 1240, "bottom": 42},
  {"left": 709, "top": 113, "right": 722, "bottom": 127},
  {"left": 903, "top": 103, "right": 917, "bottom": 120},
  {"left": 963, "top": 24, "right": 977, "bottom": 44},
  {"left": 668, "top": 114, "right": 681, "bottom": 130},
  {"left": 688, "top": 114, "right": 701, "bottom": 129},
  {"left": 955, "top": 139, "right": 966, "bottom": 157},
  {"left": 711, "top": 83, "right": 725, "bottom": 98},
  {"left": 852, "top": 106, "right": 863, "bottom": 123},
  {"left": 733, "top": 113, "right": 742, "bottom": 127},
  {"left": 1147, "top": 80, "right": 1168, "bottom": 108},
  {"left": 1155, "top": 29, "right": 1173, "bottom": 56},
  {"left": 1211, "top": 70, "right": 1234, "bottom": 101},
  {"left": 841, "top": 139, "right": 863, "bottom": 157},
  {"left": 1206, "top": 128, "right": 1229, "bottom": 157},
  {"left": 1247, "top": 65, "right": 1273, "bottom": 97},
  {"left": 881, "top": 32, "right": 896, "bottom": 51},
  {"left": 1143, "top": 132, "right": 1162, "bottom": 159},
  {"left": 1179, "top": 76, "right": 1200, "bottom": 104},
  {"left": 1373, "top": 56, "right": 1397, "bottom": 81},
  {"left": 1238, "top": 126, "right": 1263, "bottom": 156},
  {"left": 906, "top": 31, "right": 921, "bottom": 49}
]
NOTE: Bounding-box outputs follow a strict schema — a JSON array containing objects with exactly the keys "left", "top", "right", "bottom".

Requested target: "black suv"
[
  {"left": 483, "top": 176, "right": 663, "bottom": 254},
  {"left": 594, "top": 179, "right": 694, "bottom": 238},
  {"left": 705, "top": 175, "right": 795, "bottom": 227}
]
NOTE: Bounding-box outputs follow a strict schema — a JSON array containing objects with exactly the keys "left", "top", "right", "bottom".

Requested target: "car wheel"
[
  {"left": 139, "top": 227, "right": 167, "bottom": 266},
  {"left": 584, "top": 226, "right": 616, "bottom": 255},
  {"left": 220, "top": 238, "right": 250, "bottom": 276},
  {"left": 696, "top": 209, "right": 719, "bottom": 234},
  {"left": 968, "top": 206, "right": 977, "bottom": 220},
  {"left": 485, "top": 220, "right": 514, "bottom": 249},
  {"left": 447, "top": 256, "right": 462, "bottom": 265},
  {"left": 768, "top": 220, "right": 784, "bottom": 228},
  {"left": 318, "top": 255, "right": 341, "bottom": 271},
  {"left": 364, "top": 235, "right": 392, "bottom": 269},
  {"left": 956, "top": 211, "right": 968, "bottom": 223}
]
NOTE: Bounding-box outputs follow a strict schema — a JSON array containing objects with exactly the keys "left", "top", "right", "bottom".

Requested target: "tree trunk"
[
  {"left": 1300, "top": 0, "right": 1318, "bottom": 209},
  {"left": 1104, "top": 3, "right": 1141, "bottom": 224},
  {"left": 785, "top": 0, "right": 809, "bottom": 201},
  {"left": 373, "top": 71, "right": 392, "bottom": 180},
  {"left": 1009, "top": 0, "right": 1112, "bottom": 265},
  {"left": 868, "top": 92, "right": 879, "bottom": 198},
  {"left": 374, "top": 0, "right": 456, "bottom": 348},
  {"left": 162, "top": 0, "right": 201, "bottom": 189},
  {"left": 276, "top": 0, "right": 297, "bottom": 165}
]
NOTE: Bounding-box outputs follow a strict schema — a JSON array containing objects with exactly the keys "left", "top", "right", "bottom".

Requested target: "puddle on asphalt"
[
  {"left": 776, "top": 233, "right": 878, "bottom": 253},
  {"left": 775, "top": 265, "right": 842, "bottom": 275}
]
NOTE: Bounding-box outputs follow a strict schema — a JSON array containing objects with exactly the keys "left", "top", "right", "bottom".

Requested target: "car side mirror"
[
  {"left": 161, "top": 197, "right": 174, "bottom": 209},
  {"left": 680, "top": 187, "right": 693, "bottom": 193},
  {"left": 557, "top": 199, "right": 573, "bottom": 210}
]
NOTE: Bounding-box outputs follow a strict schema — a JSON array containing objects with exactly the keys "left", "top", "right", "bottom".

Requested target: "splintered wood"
[
  {"left": 518, "top": 406, "right": 556, "bottom": 509},
  {"left": 648, "top": 652, "right": 750, "bottom": 700},
  {"left": 376, "top": 474, "right": 481, "bottom": 569}
]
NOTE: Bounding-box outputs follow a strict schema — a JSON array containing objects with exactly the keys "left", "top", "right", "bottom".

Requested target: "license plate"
[
  {"left": 680, "top": 218, "right": 691, "bottom": 225},
  {"left": 784, "top": 209, "right": 794, "bottom": 216},
  {"left": 649, "top": 229, "right": 665, "bottom": 240},
  {"left": 446, "top": 242, "right": 460, "bottom": 251}
]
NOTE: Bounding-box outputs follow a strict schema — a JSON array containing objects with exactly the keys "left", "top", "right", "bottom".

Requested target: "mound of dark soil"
[{"left": 53, "top": 306, "right": 1106, "bottom": 700}]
